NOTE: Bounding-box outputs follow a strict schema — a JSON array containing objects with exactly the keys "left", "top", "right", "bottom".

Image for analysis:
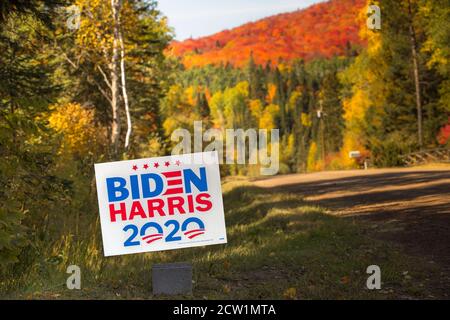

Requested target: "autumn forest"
[{"left": 0, "top": 0, "right": 449, "bottom": 298}]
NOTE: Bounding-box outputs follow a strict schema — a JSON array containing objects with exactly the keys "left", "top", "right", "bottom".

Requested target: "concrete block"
[{"left": 152, "top": 262, "right": 193, "bottom": 295}]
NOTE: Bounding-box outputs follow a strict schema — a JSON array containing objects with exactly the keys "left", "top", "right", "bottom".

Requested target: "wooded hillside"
[{"left": 169, "top": 0, "right": 366, "bottom": 67}]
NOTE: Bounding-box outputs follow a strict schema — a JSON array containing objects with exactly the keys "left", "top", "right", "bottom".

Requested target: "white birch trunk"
[{"left": 119, "top": 23, "right": 132, "bottom": 149}]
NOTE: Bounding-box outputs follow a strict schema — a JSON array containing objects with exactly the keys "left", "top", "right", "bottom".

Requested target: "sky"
[{"left": 157, "top": 0, "right": 327, "bottom": 41}]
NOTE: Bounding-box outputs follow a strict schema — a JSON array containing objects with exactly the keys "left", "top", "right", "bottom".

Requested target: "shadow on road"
[{"left": 261, "top": 170, "right": 450, "bottom": 276}]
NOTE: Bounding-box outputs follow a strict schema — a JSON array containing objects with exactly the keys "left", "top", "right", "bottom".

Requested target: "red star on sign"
[
  {"left": 164, "top": 161, "right": 170, "bottom": 167},
  {"left": 132, "top": 165, "right": 138, "bottom": 171},
  {"left": 154, "top": 162, "right": 159, "bottom": 168},
  {"left": 143, "top": 164, "right": 149, "bottom": 170},
  {"left": 175, "top": 160, "right": 181, "bottom": 166}
]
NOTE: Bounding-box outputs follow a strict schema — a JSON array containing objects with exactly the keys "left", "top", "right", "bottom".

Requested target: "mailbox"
[{"left": 349, "top": 151, "right": 361, "bottom": 159}]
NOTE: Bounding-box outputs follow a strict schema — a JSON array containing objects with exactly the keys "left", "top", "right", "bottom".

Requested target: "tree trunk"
[
  {"left": 110, "top": 0, "right": 122, "bottom": 157},
  {"left": 407, "top": 0, "right": 423, "bottom": 148},
  {"left": 119, "top": 20, "right": 132, "bottom": 150}
]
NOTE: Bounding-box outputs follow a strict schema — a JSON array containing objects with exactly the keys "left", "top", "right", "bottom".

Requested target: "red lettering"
[
  {"left": 196, "top": 193, "right": 212, "bottom": 211},
  {"left": 168, "top": 196, "right": 186, "bottom": 215},
  {"left": 109, "top": 202, "right": 127, "bottom": 222},
  {"left": 129, "top": 201, "right": 147, "bottom": 220},
  {"left": 187, "top": 194, "right": 194, "bottom": 213},
  {"left": 147, "top": 199, "right": 165, "bottom": 217}
]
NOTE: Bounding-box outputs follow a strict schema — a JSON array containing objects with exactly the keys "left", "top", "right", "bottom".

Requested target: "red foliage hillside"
[{"left": 169, "top": 0, "right": 367, "bottom": 68}]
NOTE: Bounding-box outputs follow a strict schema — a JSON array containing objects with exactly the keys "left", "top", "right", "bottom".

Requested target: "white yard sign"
[{"left": 94, "top": 152, "right": 227, "bottom": 257}]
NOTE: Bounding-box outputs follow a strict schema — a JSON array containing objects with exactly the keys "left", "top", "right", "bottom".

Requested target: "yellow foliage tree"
[
  {"left": 259, "top": 104, "right": 279, "bottom": 130},
  {"left": 338, "top": 1, "right": 386, "bottom": 168},
  {"left": 301, "top": 113, "right": 312, "bottom": 128},
  {"left": 280, "top": 133, "right": 295, "bottom": 172},
  {"left": 48, "top": 103, "right": 100, "bottom": 157},
  {"left": 185, "top": 86, "right": 196, "bottom": 106},
  {"left": 249, "top": 99, "right": 263, "bottom": 122},
  {"left": 307, "top": 141, "right": 324, "bottom": 172},
  {"left": 209, "top": 91, "right": 226, "bottom": 129},
  {"left": 266, "top": 83, "right": 277, "bottom": 104},
  {"left": 161, "top": 84, "right": 197, "bottom": 134},
  {"left": 288, "top": 91, "right": 302, "bottom": 113}
]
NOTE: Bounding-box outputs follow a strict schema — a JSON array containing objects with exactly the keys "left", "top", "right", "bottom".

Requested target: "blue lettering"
[
  {"left": 141, "top": 173, "right": 163, "bottom": 198},
  {"left": 183, "top": 167, "right": 208, "bottom": 193},
  {"left": 106, "top": 177, "right": 129, "bottom": 202},
  {"left": 130, "top": 175, "right": 140, "bottom": 200}
]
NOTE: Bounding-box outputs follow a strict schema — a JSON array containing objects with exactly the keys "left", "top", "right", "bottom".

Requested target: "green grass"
[{"left": 0, "top": 179, "right": 439, "bottom": 299}]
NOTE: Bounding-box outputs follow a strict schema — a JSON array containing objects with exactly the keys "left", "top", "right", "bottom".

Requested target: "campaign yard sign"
[{"left": 94, "top": 151, "right": 227, "bottom": 257}]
